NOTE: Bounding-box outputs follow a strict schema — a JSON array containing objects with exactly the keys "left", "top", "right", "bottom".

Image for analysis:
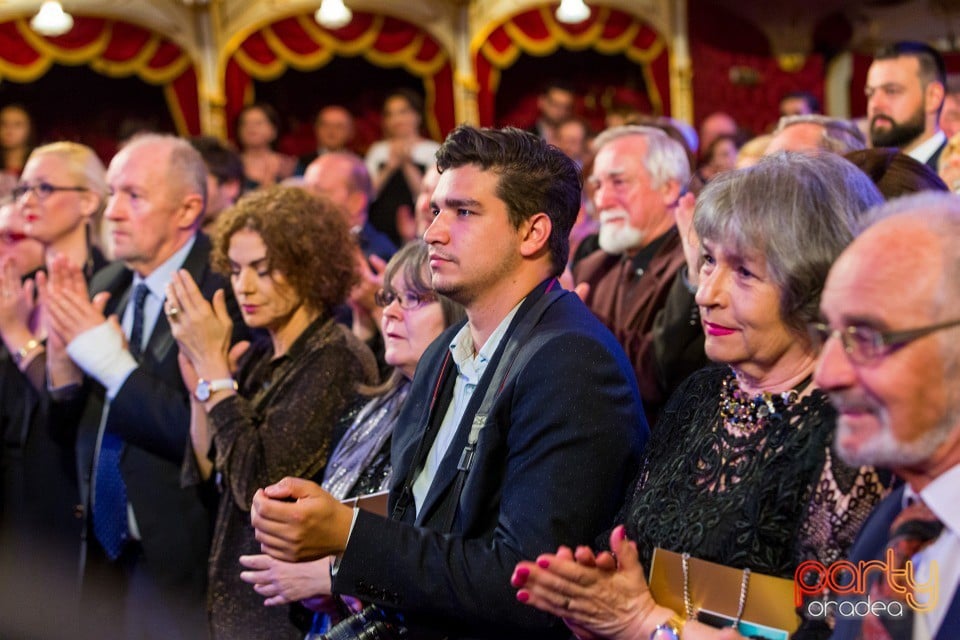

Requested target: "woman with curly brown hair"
[{"left": 166, "top": 185, "right": 379, "bottom": 640}]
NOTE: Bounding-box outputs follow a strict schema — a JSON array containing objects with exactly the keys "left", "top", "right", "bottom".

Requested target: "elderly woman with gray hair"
[{"left": 511, "top": 152, "right": 894, "bottom": 640}]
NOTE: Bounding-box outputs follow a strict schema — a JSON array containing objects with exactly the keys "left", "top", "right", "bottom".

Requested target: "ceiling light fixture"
[
  {"left": 30, "top": 1, "right": 74, "bottom": 36},
  {"left": 555, "top": 0, "right": 590, "bottom": 24},
  {"left": 315, "top": 0, "right": 352, "bottom": 29}
]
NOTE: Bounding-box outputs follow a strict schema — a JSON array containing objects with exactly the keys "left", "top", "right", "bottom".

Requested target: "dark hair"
[
  {"left": 695, "top": 152, "right": 885, "bottom": 334},
  {"left": 844, "top": 148, "right": 948, "bottom": 199},
  {"left": 190, "top": 136, "right": 243, "bottom": 185},
  {"left": 702, "top": 134, "right": 739, "bottom": 165},
  {"left": 780, "top": 91, "right": 821, "bottom": 114},
  {"left": 0, "top": 104, "right": 34, "bottom": 151},
  {"left": 384, "top": 89, "right": 424, "bottom": 121},
  {"left": 236, "top": 102, "right": 283, "bottom": 147},
  {"left": 211, "top": 186, "right": 357, "bottom": 315},
  {"left": 540, "top": 80, "right": 575, "bottom": 97},
  {"left": 875, "top": 41, "right": 946, "bottom": 88},
  {"left": 435, "top": 125, "right": 581, "bottom": 275}
]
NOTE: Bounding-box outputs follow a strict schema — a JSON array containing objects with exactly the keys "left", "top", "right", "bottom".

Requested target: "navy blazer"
[
  {"left": 64, "top": 234, "right": 246, "bottom": 630},
  {"left": 831, "top": 485, "right": 960, "bottom": 639},
  {"left": 334, "top": 279, "right": 648, "bottom": 639}
]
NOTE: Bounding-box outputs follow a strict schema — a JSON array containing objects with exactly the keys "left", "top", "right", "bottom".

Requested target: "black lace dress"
[{"left": 624, "top": 365, "right": 892, "bottom": 638}]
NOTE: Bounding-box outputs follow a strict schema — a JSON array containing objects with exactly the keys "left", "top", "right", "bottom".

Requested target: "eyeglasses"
[
  {"left": 374, "top": 288, "right": 437, "bottom": 310},
  {"left": 808, "top": 319, "right": 960, "bottom": 364},
  {"left": 13, "top": 181, "right": 88, "bottom": 201}
]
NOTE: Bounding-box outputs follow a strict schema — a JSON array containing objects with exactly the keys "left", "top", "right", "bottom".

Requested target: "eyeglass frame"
[
  {"left": 373, "top": 288, "right": 438, "bottom": 311},
  {"left": 374, "top": 288, "right": 438, "bottom": 310},
  {"left": 808, "top": 318, "right": 960, "bottom": 364},
  {"left": 12, "top": 181, "right": 89, "bottom": 201}
]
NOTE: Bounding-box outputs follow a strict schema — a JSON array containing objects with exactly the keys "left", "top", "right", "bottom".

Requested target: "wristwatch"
[
  {"left": 650, "top": 613, "right": 686, "bottom": 640},
  {"left": 194, "top": 377, "right": 237, "bottom": 402}
]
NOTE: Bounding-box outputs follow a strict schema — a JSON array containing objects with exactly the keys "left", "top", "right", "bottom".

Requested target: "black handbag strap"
[{"left": 435, "top": 284, "right": 566, "bottom": 533}]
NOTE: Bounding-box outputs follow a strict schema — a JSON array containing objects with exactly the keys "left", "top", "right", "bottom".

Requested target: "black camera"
[{"left": 320, "top": 605, "right": 407, "bottom": 640}]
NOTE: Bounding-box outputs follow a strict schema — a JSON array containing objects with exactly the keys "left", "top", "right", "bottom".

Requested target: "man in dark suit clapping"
[{"left": 44, "top": 134, "right": 245, "bottom": 639}]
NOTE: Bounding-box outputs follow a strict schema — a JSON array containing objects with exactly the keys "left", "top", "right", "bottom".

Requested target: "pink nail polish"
[
  {"left": 511, "top": 567, "right": 529, "bottom": 586},
  {"left": 537, "top": 558, "right": 550, "bottom": 569},
  {"left": 517, "top": 590, "right": 529, "bottom": 603},
  {"left": 618, "top": 526, "right": 627, "bottom": 540}
]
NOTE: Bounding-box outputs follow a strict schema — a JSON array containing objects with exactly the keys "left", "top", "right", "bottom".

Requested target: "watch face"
[
  {"left": 195, "top": 380, "right": 210, "bottom": 402},
  {"left": 650, "top": 626, "right": 679, "bottom": 640}
]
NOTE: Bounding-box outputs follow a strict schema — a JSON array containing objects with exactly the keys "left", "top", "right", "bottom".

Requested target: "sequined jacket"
[{"left": 191, "top": 316, "right": 378, "bottom": 640}]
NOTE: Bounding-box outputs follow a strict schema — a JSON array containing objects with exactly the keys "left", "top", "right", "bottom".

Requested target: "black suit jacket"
[
  {"left": 831, "top": 485, "right": 960, "bottom": 639},
  {"left": 68, "top": 234, "right": 244, "bottom": 608},
  {"left": 334, "top": 279, "right": 648, "bottom": 639}
]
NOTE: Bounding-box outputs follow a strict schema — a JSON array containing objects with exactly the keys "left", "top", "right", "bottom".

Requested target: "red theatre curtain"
[
  {"left": 0, "top": 17, "right": 199, "bottom": 135},
  {"left": 473, "top": 5, "right": 670, "bottom": 126},
  {"left": 224, "top": 12, "right": 454, "bottom": 141}
]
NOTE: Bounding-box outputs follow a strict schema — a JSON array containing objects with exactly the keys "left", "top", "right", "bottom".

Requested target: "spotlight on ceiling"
[
  {"left": 555, "top": 0, "right": 591, "bottom": 24},
  {"left": 31, "top": 1, "right": 74, "bottom": 36},
  {"left": 315, "top": 0, "right": 352, "bottom": 29}
]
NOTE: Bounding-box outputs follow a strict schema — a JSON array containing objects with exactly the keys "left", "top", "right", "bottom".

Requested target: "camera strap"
[{"left": 436, "top": 283, "right": 565, "bottom": 533}]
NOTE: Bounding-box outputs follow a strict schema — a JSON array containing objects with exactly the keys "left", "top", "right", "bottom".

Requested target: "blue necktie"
[{"left": 93, "top": 282, "right": 148, "bottom": 560}]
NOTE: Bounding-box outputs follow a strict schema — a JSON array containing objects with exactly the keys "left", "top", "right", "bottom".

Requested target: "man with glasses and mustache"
[
  {"left": 573, "top": 125, "right": 707, "bottom": 425},
  {"left": 814, "top": 191, "right": 960, "bottom": 639},
  {"left": 866, "top": 41, "right": 948, "bottom": 171}
]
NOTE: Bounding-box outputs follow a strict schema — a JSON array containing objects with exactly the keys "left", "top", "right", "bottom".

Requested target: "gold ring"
[{"left": 166, "top": 306, "right": 179, "bottom": 319}]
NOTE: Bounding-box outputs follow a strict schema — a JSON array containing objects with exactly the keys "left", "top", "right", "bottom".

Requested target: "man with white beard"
[{"left": 574, "top": 125, "right": 706, "bottom": 425}]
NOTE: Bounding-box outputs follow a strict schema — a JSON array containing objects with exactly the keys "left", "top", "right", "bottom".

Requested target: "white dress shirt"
[
  {"left": 411, "top": 303, "right": 521, "bottom": 514},
  {"left": 67, "top": 236, "right": 195, "bottom": 399},
  {"left": 907, "top": 463, "right": 960, "bottom": 640},
  {"left": 907, "top": 130, "right": 946, "bottom": 167}
]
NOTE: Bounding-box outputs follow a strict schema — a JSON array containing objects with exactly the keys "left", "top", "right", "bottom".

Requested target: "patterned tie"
[
  {"left": 859, "top": 498, "right": 944, "bottom": 639},
  {"left": 92, "top": 283, "right": 148, "bottom": 560}
]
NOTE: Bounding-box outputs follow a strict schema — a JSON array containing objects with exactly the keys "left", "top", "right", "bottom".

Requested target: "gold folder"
[{"left": 648, "top": 548, "right": 800, "bottom": 636}]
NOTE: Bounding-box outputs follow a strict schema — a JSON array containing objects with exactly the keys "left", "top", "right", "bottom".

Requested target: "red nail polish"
[
  {"left": 537, "top": 558, "right": 550, "bottom": 569},
  {"left": 517, "top": 590, "right": 530, "bottom": 603},
  {"left": 511, "top": 566, "right": 529, "bottom": 587}
]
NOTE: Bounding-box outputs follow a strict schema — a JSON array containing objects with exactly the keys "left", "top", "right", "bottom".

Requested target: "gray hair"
[
  {"left": 695, "top": 151, "right": 884, "bottom": 332},
  {"left": 774, "top": 115, "right": 866, "bottom": 154},
  {"left": 119, "top": 134, "right": 207, "bottom": 218},
  {"left": 592, "top": 125, "right": 690, "bottom": 188}
]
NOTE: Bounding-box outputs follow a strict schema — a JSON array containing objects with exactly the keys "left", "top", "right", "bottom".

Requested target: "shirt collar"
[
  {"left": 626, "top": 226, "right": 676, "bottom": 273},
  {"left": 906, "top": 130, "right": 946, "bottom": 164},
  {"left": 135, "top": 235, "right": 197, "bottom": 301},
  {"left": 448, "top": 300, "right": 524, "bottom": 382},
  {"left": 906, "top": 462, "right": 960, "bottom": 535}
]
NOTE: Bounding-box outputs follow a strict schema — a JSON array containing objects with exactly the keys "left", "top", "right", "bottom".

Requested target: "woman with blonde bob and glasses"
[
  {"left": 511, "top": 152, "right": 895, "bottom": 640},
  {"left": 0, "top": 141, "right": 109, "bottom": 382},
  {"left": 167, "top": 186, "right": 379, "bottom": 639}
]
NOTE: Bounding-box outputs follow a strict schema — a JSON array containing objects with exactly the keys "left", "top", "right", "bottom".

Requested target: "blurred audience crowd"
[{"left": 1, "top": 38, "right": 959, "bottom": 640}]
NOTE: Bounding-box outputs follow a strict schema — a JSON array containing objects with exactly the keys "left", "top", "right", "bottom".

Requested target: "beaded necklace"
[{"left": 718, "top": 369, "right": 812, "bottom": 435}]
